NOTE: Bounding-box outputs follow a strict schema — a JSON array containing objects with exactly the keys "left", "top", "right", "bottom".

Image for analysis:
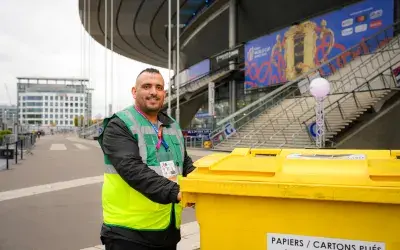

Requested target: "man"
[{"left": 98, "top": 68, "right": 196, "bottom": 250}]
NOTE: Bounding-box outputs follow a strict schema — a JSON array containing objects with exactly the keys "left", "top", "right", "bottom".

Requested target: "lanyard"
[{"left": 135, "top": 107, "right": 169, "bottom": 150}]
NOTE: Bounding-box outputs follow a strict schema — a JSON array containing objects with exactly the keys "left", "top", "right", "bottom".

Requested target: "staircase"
[
  {"left": 212, "top": 22, "right": 400, "bottom": 151},
  {"left": 215, "top": 89, "right": 393, "bottom": 150},
  {"left": 77, "top": 120, "right": 103, "bottom": 139}
]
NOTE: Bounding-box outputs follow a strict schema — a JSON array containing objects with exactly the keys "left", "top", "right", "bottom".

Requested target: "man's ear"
[{"left": 132, "top": 86, "right": 136, "bottom": 99}]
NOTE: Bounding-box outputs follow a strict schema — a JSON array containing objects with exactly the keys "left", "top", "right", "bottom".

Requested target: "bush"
[{"left": 0, "top": 130, "right": 12, "bottom": 136}]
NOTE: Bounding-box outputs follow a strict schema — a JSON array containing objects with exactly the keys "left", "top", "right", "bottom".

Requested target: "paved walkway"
[{"left": 0, "top": 134, "right": 211, "bottom": 250}]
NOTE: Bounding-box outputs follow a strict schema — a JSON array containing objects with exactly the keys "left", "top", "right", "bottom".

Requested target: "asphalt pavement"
[{"left": 0, "top": 134, "right": 202, "bottom": 250}]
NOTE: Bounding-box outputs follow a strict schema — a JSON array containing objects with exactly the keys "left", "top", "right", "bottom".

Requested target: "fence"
[{"left": 0, "top": 133, "right": 37, "bottom": 170}]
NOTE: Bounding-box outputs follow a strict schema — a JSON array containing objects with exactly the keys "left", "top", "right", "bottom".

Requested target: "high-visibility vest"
[{"left": 99, "top": 106, "right": 184, "bottom": 230}]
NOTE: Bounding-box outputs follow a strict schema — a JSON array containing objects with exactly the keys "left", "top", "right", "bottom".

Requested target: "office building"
[
  {"left": 0, "top": 104, "right": 18, "bottom": 122},
  {"left": 0, "top": 104, "right": 18, "bottom": 131},
  {"left": 17, "top": 77, "right": 93, "bottom": 129}
]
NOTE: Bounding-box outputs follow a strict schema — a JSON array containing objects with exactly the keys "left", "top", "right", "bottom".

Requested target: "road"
[{"left": 0, "top": 134, "right": 202, "bottom": 250}]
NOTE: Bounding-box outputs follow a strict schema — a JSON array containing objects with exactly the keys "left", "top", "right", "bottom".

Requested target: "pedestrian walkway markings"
[
  {"left": 74, "top": 143, "right": 90, "bottom": 150},
  {"left": 0, "top": 175, "right": 103, "bottom": 202},
  {"left": 50, "top": 144, "right": 67, "bottom": 150}
]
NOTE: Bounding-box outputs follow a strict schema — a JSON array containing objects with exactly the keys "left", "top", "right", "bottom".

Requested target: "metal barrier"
[
  {"left": 185, "top": 136, "right": 205, "bottom": 149},
  {"left": 0, "top": 133, "right": 36, "bottom": 170},
  {"left": 77, "top": 121, "right": 103, "bottom": 139}
]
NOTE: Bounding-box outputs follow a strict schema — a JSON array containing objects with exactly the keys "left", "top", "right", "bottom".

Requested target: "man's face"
[{"left": 132, "top": 72, "right": 166, "bottom": 113}]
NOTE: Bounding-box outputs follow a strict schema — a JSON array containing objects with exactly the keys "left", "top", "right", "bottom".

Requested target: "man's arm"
[
  {"left": 101, "top": 117, "right": 180, "bottom": 204},
  {"left": 182, "top": 145, "right": 196, "bottom": 177}
]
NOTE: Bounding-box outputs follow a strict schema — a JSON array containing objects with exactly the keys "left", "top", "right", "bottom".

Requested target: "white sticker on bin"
[
  {"left": 267, "top": 233, "right": 385, "bottom": 250},
  {"left": 286, "top": 154, "right": 366, "bottom": 160}
]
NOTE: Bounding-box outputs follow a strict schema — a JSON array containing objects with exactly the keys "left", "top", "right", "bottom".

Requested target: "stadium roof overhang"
[{"left": 79, "top": 0, "right": 360, "bottom": 69}]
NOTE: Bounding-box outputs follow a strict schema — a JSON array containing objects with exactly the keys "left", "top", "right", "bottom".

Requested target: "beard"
[{"left": 142, "top": 95, "right": 163, "bottom": 112}]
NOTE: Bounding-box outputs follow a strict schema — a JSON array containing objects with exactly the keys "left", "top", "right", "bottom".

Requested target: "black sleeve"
[
  {"left": 101, "top": 117, "right": 180, "bottom": 204},
  {"left": 182, "top": 145, "right": 196, "bottom": 177}
]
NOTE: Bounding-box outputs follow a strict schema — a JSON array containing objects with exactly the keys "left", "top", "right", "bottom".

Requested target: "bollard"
[
  {"left": 15, "top": 142, "right": 18, "bottom": 165},
  {"left": 6, "top": 143, "right": 9, "bottom": 170},
  {"left": 20, "top": 139, "right": 23, "bottom": 160}
]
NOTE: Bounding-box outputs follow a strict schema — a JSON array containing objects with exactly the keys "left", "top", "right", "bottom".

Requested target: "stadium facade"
[{"left": 79, "top": 0, "right": 400, "bottom": 149}]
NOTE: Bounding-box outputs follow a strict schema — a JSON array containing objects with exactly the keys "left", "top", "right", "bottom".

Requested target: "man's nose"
[{"left": 149, "top": 86, "right": 157, "bottom": 94}]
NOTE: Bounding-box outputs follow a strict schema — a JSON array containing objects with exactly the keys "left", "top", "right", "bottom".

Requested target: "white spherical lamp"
[{"left": 309, "top": 77, "right": 331, "bottom": 98}]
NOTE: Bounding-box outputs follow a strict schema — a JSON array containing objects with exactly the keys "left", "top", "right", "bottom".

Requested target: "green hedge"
[
  {"left": 0, "top": 130, "right": 12, "bottom": 136},
  {"left": 0, "top": 130, "right": 12, "bottom": 143}
]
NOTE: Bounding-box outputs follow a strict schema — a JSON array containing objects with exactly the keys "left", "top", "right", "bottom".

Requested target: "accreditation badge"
[{"left": 160, "top": 160, "right": 178, "bottom": 183}]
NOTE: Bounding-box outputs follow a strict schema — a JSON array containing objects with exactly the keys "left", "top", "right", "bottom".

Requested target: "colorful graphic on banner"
[{"left": 244, "top": 0, "right": 394, "bottom": 90}]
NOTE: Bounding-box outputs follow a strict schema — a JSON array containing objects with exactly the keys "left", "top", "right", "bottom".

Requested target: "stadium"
[{"left": 79, "top": 0, "right": 400, "bottom": 151}]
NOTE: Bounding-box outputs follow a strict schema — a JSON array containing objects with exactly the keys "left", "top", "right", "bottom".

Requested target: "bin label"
[
  {"left": 267, "top": 233, "right": 385, "bottom": 250},
  {"left": 286, "top": 154, "right": 366, "bottom": 160}
]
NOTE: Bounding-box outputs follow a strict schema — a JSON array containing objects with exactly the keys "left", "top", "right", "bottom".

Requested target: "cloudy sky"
[{"left": 0, "top": 0, "right": 169, "bottom": 118}]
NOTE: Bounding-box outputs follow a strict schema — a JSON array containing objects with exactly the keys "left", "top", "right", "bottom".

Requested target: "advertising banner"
[
  {"left": 244, "top": 0, "right": 394, "bottom": 90},
  {"left": 179, "top": 59, "right": 210, "bottom": 87},
  {"left": 182, "top": 129, "right": 211, "bottom": 139},
  {"left": 392, "top": 63, "right": 400, "bottom": 87}
]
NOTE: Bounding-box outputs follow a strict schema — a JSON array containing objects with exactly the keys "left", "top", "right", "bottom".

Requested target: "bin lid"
[{"left": 182, "top": 148, "right": 400, "bottom": 204}]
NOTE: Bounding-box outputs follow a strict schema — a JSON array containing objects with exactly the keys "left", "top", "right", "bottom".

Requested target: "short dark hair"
[{"left": 136, "top": 68, "right": 161, "bottom": 79}]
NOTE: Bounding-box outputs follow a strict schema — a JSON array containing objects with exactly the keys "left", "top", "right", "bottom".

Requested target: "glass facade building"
[{"left": 17, "top": 77, "right": 93, "bottom": 129}]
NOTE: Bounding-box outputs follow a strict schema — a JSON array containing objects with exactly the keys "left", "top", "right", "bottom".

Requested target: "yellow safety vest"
[{"left": 98, "top": 106, "right": 184, "bottom": 230}]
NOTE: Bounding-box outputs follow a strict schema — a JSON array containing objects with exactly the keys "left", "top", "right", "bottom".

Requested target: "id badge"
[
  {"left": 160, "top": 160, "right": 178, "bottom": 183},
  {"left": 157, "top": 150, "right": 178, "bottom": 183}
]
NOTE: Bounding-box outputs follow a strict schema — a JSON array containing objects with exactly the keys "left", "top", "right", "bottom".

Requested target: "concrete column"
[
  {"left": 228, "top": 0, "right": 237, "bottom": 66},
  {"left": 228, "top": 0, "right": 237, "bottom": 114},
  {"left": 179, "top": 51, "right": 187, "bottom": 70}
]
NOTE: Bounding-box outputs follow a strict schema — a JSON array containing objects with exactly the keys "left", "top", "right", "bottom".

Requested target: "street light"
[
  {"left": 176, "top": 0, "right": 180, "bottom": 125},
  {"left": 309, "top": 77, "right": 331, "bottom": 148},
  {"left": 167, "top": 0, "right": 172, "bottom": 117}
]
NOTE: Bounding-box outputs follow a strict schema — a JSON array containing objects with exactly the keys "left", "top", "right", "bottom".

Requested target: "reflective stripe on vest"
[
  {"left": 101, "top": 106, "right": 184, "bottom": 231},
  {"left": 104, "top": 164, "right": 183, "bottom": 176}
]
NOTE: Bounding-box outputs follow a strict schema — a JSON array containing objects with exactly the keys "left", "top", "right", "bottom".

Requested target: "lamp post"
[
  {"left": 176, "top": 0, "right": 180, "bottom": 124},
  {"left": 13, "top": 114, "right": 17, "bottom": 142},
  {"left": 309, "top": 77, "right": 331, "bottom": 148},
  {"left": 167, "top": 0, "right": 172, "bottom": 117}
]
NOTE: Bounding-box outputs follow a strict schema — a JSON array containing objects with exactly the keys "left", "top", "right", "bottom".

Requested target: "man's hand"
[
  {"left": 177, "top": 192, "right": 182, "bottom": 201},
  {"left": 177, "top": 191, "right": 195, "bottom": 208}
]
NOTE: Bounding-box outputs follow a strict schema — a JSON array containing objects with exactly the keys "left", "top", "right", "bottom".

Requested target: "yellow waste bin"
[{"left": 180, "top": 148, "right": 400, "bottom": 250}]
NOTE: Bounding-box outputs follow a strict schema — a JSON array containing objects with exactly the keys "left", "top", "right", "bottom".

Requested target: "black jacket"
[{"left": 99, "top": 111, "right": 196, "bottom": 247}]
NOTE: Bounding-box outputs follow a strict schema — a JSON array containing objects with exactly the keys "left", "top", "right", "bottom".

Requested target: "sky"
[{"left": 0, "top": 0, "right": 170, "bottom": 118}]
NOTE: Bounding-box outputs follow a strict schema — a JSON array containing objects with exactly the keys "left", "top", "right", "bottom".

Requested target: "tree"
[
  {"left": 74, "top": 116, "right": 79, "bottom": 127},
  {"left": 80, "top": 115, "right": 84, "bottom": 127},
  {"left": 74, "top": 116, "right": 85, "bottom": 127}
]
